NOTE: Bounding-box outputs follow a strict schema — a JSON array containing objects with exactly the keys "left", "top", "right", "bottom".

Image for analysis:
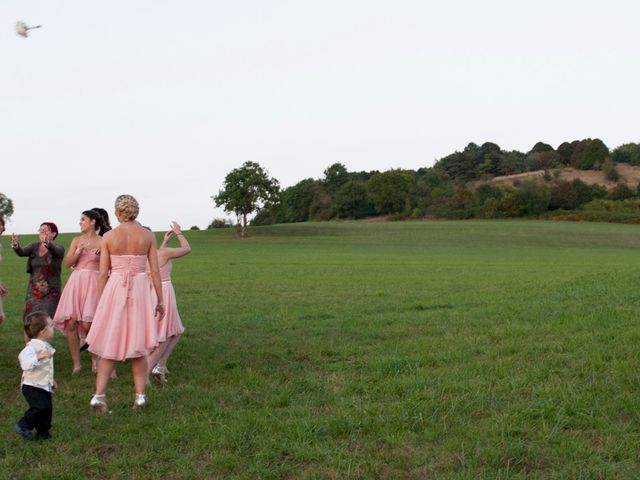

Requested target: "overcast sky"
[{"left": 2, "top": 1, "right": 639, "bottom": 234}]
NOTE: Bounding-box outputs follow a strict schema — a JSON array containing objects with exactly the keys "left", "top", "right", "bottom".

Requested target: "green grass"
[{"left": 2, "top": 219, "right": 640, "bottom": 478}]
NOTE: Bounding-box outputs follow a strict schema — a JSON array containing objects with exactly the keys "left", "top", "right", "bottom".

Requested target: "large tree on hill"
[
  {"left": 213, "top": 161, "right": 280, "bottom": 237},
  {"left": 0, "top": 193, "right": 14, "bottom": 219}
]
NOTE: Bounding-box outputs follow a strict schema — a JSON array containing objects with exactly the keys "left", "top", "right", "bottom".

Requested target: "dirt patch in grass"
[{"left": 480, "top": 163, "right": 640, "bottom": 190}]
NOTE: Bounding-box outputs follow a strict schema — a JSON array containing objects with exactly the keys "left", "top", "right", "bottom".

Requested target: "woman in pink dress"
[
  {"left": 53, "top": 209, "right": 107, "bottom": 374},
  {"left": 147, "top": 221, "right": 191, "bottom": 384},
  {"left": 87, "top": 195, "right": 164, "bottom": 412}
]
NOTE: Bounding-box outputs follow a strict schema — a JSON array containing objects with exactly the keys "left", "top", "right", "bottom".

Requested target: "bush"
[
  {"left": 189, "top": 225, "right": 200, "bottom": 231},
  {"left": 601, "top": 159, "right": 619, "bottom": 182},
  {"left": 208, "top": 218, "right": 233, "bottom": 229},
  {"left": 608, "top": 183, "right": 635, "bottom": 201}
]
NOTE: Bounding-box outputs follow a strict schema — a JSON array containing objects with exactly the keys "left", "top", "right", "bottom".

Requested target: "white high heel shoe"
[
  {"left": 90, "top": 394, "right": 109, "bottom": 413},
  {"left": 132, "top": 394, "right": 146, "bottom": 411},
  {"left": 151, "top": 366, "right": 168, "bottom": 384}
]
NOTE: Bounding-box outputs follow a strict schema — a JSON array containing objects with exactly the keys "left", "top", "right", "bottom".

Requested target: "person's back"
[
  {"left": 105, "top": 222, "right": 154, "bottom": 256},
  {"left": 88, "top": 194, "right": 164, "bottom": 413}
]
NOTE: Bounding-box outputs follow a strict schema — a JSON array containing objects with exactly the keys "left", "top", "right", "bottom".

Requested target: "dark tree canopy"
[{"left": 0, "top": 193, "right": 14, "bottom": 220}]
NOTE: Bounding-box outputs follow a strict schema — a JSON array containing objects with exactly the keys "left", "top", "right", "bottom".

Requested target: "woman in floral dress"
[{"left": 11, "top": 222, "right": 65, "bottom": 320}]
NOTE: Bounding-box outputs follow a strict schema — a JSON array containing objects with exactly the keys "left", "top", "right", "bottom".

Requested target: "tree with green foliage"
[
  {"left": 213, "top": 161, "right": 280, "bottom": 237},
  {"left": 279, "top": 179, "right": 323, "bottom": 223},
  {"left": 334, "top": 180, "right": 373, "bottom": 219},
  {"left": 608, "top": 183, "right": 634, "bottom": 201},
  {"left": 612, "top": 143, "right": 640, "bottom": 165},
  {"left": 581, "top": 138, "right": 609, "bottom": 170},
  {"left": 367, "top": 170, "right": 416, "bottom": 215},
  {"left": 514, "top": 181, "right": 551, "bottom": 216},
  {"left": 549, "top": 181, "right": 578, "bottom": 210},
  {"left": 0, "top": 193, "right": 14, "bottom": 220},
  {"left": 496, "top": 151, "right": 529, "bottom": 176},
  {"left": 529, "top": 142, "right": 554, "bottom": 154},
  {"left": 323, "top": 163, "right": 350, "bottom": 193}
]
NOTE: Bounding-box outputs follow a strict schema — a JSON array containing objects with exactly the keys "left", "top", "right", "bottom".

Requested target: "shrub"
[
  {"left": 601, "top": 158, "right": 619, "bottom": 182},
  {"left": 608, "top": 183, "right": 635, "bottom": 201},
  {"left": 208, "top": 218, "right": 233, "bottom": 229}
]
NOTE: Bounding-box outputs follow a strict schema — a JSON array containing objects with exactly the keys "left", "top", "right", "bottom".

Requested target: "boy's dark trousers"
[{"left": 17, "top": 385, "right": 52, "bottom": 435}]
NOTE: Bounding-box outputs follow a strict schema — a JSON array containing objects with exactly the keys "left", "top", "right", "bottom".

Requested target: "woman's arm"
[
  {"left": 163, "top": 222, "right": 192, "bottom": 260},
  {"left": 46, "top": 241, "right": 65, "bottom": 259},
  {"left": 146, "top": 233, "right": 165, "bottom": 319},
  {"left": 11, "top": 234, "right": 33, "bottom": 257},
  {"left": 96, "top": 238, "right": 111, "bottom": 300},
  {"left": 64, "top": 237, "right": 82, "bottom": 268}
]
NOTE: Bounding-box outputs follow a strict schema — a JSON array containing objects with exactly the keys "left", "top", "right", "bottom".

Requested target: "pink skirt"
[
  {"left": 87, "top": 265, "right": 158, "bottom": 361},
  {"left": 53, "top": 269, "right": 99, "bottom": 336},
  {"left": 155, "top": 281, "right": 185, "bottom": 342}
]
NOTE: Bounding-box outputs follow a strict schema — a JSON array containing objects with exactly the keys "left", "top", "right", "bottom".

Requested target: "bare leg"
[
  {"left": 132, "top": 357, "right": 148, "bottom": 395},
  {"left": 146, "top": 342, "right": 167, "bottom": 375},
  {"left": 67, "top": 319, "right": 82, "bottom": 373},
  {"left": 95, "top": 358, "right": 115, "bottom": 395},
  {"left": 80, "top": 321, "right": 92, "bottom": 345},
  {"left": 157, "top": 335, "right": 181, "bottom": 371}
]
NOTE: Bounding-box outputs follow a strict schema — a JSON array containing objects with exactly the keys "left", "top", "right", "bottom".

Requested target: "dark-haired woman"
[
  {"left": 53, "top": 210, "right": 106, "bottom": 374},
  {"left": 92, "top": 207, "right": 112, "bottom": 233},
  {"left": 11, "top": 222, "right": 65, "bottom": 321}
]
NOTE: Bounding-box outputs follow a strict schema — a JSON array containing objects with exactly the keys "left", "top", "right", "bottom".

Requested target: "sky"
[{"left": 2, "top": 1, "right": 639, "bottom": 234}]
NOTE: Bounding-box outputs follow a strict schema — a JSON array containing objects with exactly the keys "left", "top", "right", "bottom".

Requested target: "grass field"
[{"left": 1, "top": 219, "right": 640, "bottom": 479}]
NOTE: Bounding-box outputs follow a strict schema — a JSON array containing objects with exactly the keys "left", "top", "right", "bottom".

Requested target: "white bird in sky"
[{"left": 15, "top": 21, "right": 42, "bottom": 38}]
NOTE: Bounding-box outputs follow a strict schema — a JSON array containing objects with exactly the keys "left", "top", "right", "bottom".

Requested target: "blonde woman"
[{"left": 87, "top": 195, "right": 164, "bottom": 412}]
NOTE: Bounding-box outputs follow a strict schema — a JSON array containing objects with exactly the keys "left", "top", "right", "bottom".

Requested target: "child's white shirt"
[{"left": 19, "top": 338, "right": 55, "bottom": 392}]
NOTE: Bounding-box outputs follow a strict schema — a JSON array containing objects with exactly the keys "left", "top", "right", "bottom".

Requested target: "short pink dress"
[
  {"left": 53, "top": 250, "right": 100, "bottom": 338},
  {"left": 154, "top": 260, "right": 185, "bottom": 343},
  {"left": 87, "top": 255, "right": 158, "bottom": 361}
]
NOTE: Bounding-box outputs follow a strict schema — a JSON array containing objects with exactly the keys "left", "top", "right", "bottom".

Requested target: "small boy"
[{"left": 15, "top": 311, "right": 56, "bottom": 441}]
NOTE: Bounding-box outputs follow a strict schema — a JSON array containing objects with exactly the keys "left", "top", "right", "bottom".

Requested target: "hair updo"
[{"left": 114, "top": 194, "right": 140, "bottom": 222}]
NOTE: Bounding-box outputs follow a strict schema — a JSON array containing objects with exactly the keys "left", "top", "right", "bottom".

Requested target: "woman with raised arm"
[
  {"left": 86, "top": 195, "right": 164, "bottom": 412},
  {"left": 11, "top": 222, "right": 65, "bottom": 320},
  {"left": 147, "top": 221, "right": 191, "bottom": 383},
  {"left": 53, "top": 209, "right": 107, "bottom": 374}
]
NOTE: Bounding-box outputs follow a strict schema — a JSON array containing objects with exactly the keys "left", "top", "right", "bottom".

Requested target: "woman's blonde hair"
[{"left": 114, "top": 194, "right": 140, "bottom": 221}]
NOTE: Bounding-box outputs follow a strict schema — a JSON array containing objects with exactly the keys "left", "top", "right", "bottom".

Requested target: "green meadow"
[{"left": 2, "top": 220, "right": 640, "bottom": 479}]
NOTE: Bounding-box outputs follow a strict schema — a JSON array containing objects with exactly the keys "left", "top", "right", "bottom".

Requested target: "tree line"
[{"left": 210, "top": 140, "right": 640, "bottom": 231}]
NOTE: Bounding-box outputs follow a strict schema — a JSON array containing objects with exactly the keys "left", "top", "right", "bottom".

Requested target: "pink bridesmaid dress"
[
  {"left": 53, "top": 250, "right": 100, "bottom": 340},
  {"left": 154, "top": 260, "right": 185, "bottom": 343},
  {"left": 87, "top": 255, "right": 158, "bottom": 361}
]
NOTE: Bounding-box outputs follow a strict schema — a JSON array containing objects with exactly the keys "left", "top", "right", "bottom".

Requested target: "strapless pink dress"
[
  {"left": 154, "top": 261, "right": 185, "bottom": 342},
  {"left": 87, "top": 255, "right": 158, "bottom": 361},
  {"left": 53, "top": 250, "right": 100, "bottom": 337}
]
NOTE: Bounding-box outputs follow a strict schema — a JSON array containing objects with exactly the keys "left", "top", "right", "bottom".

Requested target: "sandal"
[
  {"left": 132, "top": 394, "right": 146, "bottom": 411},
  {"left": 151, "top": 366, "right": 167, "bottom": 384},
  {"left": 90, "top": 394, "right": 109, "bottom": 414}
]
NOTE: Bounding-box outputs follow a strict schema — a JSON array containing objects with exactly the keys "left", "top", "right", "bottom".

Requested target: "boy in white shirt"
[{"left": 15, "top": 311, "right": 56, "bottom": 441}]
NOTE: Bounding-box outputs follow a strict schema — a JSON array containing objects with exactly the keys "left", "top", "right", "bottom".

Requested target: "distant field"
[{"left": 2, "top": 220, "right": 640, "bottom": 478}]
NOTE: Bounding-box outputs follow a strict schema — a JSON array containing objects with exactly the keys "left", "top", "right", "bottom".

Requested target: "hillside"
[{"left": 481, "top": 163, "right": 640, "bottom": 189}]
